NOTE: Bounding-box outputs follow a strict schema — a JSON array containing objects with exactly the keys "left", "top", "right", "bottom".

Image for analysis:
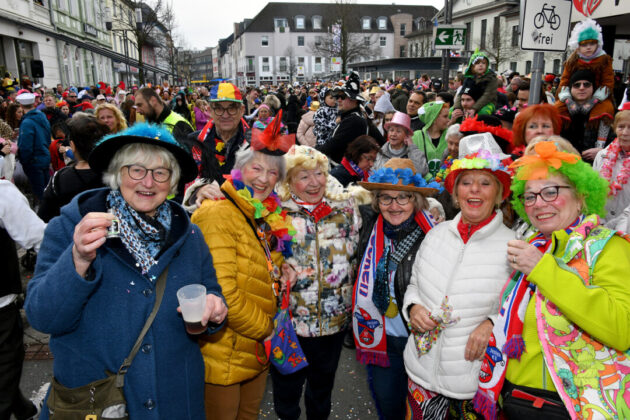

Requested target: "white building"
[
  {"left": 0, "top": 0, "right": 61, "bottom": 87},
  {"left": 216, "top": 2, "right": 436, "bottom": 86}
]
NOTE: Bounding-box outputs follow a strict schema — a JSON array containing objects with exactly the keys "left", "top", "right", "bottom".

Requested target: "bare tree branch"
[{"left": 308, "top": 0, "right": 381, "bottom": 74}]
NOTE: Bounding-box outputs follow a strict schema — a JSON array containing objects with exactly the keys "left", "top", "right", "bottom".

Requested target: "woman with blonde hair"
[
  {"left": 272, "top": 145, "right": 360, "bottom": 419},
  {"left": 95, "top": 102, "right": 127, "bottom": 134}
]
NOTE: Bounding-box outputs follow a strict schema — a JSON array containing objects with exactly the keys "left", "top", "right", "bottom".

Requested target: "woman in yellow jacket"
[{"left": 192, "top": 116, "right": 296, "bottom": 420}]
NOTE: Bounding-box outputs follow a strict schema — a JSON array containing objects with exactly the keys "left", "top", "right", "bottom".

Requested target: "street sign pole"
[
  {"left": 530, "top": 52, "right": 544, "bottom": 105},
  {"left": 441, "top": 0, "right": 452, "bottom": 87}
]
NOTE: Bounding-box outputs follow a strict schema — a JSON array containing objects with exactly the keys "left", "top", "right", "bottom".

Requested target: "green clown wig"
[{"left": 510, "top": 141, "right": 609, "bottom": 225}]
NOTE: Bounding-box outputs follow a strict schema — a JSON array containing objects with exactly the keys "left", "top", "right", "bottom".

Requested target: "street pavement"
[{"left": 19, "top": 311, "right": 378, "bottom": 419}]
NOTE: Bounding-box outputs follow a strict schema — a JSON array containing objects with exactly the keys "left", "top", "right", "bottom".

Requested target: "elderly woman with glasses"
[
  {"left": 403, "top": 134, "right": 514, "bottom": 419},
  {"left": 191, "top": 115, "right": 297, "bottom": 420},
  {"left": 473, "top": 141, "right": 630, "bottom": 420},
  {"left": 25, "top": 124, "right": 227, "bottom": 419},
  {"left": 352, "top": 158, "right": 440, "bottom": 420}
]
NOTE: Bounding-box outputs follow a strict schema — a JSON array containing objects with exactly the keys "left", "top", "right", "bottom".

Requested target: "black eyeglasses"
[
  {"left": 333, "top": 93, "right": 347, "bottom": 100},
  {"left": 211, "top": 104, "right": 240, "bottom": 116},
  {"left": 572, "top": 81, "right": 592, "bottom": 89},
  {"left": 377, "top": 193, "right": 412, "bottom": 206},
  {"left": 522, "top": 185, "right": 571, "bottom": 207},
  {"left": 124, "top": 164, "right": 172, "bottom": 183},
  {"left": 68, "top": 95, "right": 77, "bottom": 98}
]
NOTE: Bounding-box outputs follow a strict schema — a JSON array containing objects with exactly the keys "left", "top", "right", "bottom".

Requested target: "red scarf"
[
  {"left": 341, "top": 157, "right": 369, "bottom": 181},
  {"left": 457, "top": 211, "right": 496, "bottom": 244}
]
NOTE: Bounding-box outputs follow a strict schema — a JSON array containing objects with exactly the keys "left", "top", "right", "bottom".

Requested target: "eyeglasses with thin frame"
[
  {"left": 377, "top": 193, "right": 412, "bottom": 206},
  {"left": 572, "top": 81, "right": 592, "bottom": 89},
  {"left": 522, "top": 185, "right": 571, "bottom": 207},
  {"left": 211, "top": 104, "right": 240, "bottom": 116},
  {"left": 124, "top": 164, "right": 172, "bottom": 183}
]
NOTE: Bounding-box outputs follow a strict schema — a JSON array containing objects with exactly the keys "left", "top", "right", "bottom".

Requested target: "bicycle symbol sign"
[
  {"left": 534, "top": 3, "right": 561, "bottom": 30},
  {"left": 521, "top": 0, "right": 572, "bottom": 52}
]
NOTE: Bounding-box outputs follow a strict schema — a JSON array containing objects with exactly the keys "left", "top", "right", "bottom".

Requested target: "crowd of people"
[{"left": 2, "top": 16, "right": 630, "bottom": 420}]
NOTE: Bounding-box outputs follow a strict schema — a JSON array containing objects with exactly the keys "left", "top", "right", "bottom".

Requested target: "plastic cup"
[{"left": 176, "top": 284, "right": 207, "bottom": 334}]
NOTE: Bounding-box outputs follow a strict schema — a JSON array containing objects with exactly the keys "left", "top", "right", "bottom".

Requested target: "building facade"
[
  {"left": 0, "top": 0, "right": 61, "bottom": 87},
  {"left": 215, "top": 2, "right": 436, "bottom": 86},
  {"left": 51, "top": 0, "right": 115, "bottom": 87},
  {"left": 404, "top": 0, "right": 630, "bottom": 77}
]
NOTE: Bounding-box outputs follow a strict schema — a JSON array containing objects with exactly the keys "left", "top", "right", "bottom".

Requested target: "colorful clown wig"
[{"left": 509, "top": 141, "right": 609, "bottom": 224}]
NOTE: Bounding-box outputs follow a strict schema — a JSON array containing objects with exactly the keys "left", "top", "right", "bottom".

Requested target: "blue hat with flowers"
[
  {"left": 359, "top": 158, "right": 441, "bottom": 196},
  {"left": 89, "top": 122, "right": 198, "bottom": 184}
]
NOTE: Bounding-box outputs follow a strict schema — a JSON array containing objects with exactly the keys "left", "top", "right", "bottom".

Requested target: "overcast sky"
[{"left": 173, "top": 0, "right": 444, "bottom": 50}]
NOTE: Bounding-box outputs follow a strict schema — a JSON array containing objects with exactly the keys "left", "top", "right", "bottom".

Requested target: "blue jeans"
[{"left": 367, "top": 334, "right": 408, "bottom": 420}]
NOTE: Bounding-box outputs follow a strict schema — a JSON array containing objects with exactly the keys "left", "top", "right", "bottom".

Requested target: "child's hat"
[{"left": 568, "top": 18, "right": 603, "bottom": 50}]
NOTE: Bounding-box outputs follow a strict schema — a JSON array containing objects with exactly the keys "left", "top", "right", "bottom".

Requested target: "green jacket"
[
  {"left": 412, "top": 101, "right": 447, "bottom": 176},
  {"left": 506, "top": 226, "right": 630, "bottom": 391}
]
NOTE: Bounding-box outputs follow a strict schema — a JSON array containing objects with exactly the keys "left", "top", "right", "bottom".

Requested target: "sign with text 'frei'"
[
  {"left": 434, "top": 25, "right": 467, "bottom": 50},
  {"left": 521, "top": 0, "right": 573, "bottom": 51}
]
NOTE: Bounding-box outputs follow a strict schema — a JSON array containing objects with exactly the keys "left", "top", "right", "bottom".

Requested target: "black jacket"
[
  {"left": 184, "top": 123, "right": 251, "bottom": 185},
  {"left": 317, "top": 106, "right": 368, "bottom": 163},
  {"left": 356, "top": 205, "right": 425, "bottom": 332}
]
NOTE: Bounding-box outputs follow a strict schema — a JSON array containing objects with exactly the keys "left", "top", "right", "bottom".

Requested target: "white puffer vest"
[{"left": 402, "top": 211, "right": 514, "bottom": 400}]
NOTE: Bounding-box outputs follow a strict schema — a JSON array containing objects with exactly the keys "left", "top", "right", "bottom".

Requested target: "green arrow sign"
[{"left": 434, "top": 26, "right": 467, "bottom": 50}]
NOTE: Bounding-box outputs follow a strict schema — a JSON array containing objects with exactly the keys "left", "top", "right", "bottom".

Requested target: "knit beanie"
[{"left": 569, "top": 69, "right": 596, "bottom": 87}]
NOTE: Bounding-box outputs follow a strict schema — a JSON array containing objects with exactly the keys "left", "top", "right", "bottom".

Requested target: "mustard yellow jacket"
[{"left": 191, "top": 180, "right": 280, "bottom": 385}]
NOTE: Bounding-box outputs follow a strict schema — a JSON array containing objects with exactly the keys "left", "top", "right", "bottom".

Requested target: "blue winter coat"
[
  {"left": 17, "top": 108, "right": 51, "bottom": 169},
  {"left": 25, "top": 188, "right": 224, "bottom": 419}
]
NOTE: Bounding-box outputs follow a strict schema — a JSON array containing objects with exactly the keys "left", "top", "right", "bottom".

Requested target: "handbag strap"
[{"left": 115, "top": 267, "right": 168, "bottom": 387}]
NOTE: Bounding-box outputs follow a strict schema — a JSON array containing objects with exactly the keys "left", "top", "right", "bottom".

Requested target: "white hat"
[
  {"left": 16, "top": 92, "right": 36, "bottom": 105},
  {"left": 96, "top": 94, "right": 106, "bottom": 100},
  {"left": 458, "top": 133, "right": 511, "bottom": 160}
]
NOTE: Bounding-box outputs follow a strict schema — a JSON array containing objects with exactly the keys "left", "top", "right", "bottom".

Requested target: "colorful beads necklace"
[
  {"left": 227, "top": 169, "right": 296, "bottom": 257},
  {"left": 599, "top": 139, "right": 630, "bottom": 196}
]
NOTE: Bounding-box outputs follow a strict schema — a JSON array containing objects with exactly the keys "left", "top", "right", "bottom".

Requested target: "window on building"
[
  {"left": 511, "top": 25, "right": 519, "bottom": 47},
  {"left": 312, "top": 16, "right": 322, "bottom": 30},
  {"left": 246, "top": 56, "right": 254, "bottom": 72},
  {"left": 553, "top": 59, "right": 561, "bottom": 74},
  {"left": 400, "top": 23, "right": 406, "bottom": 36},
  {"left": 315, "top": 36, "right": 322, "bottom": 47},
  {"left": 364, "top": 36, "right": 370, "bottom": 47},
  {"left": 493, "top": 17, "right": 500, "bottom": 48},
  {"left": 298, "top": 57, "right": 304, "bottom": 65},
  {"left": 362, "top": 17, "right": 371, "bottom": 30},
  {"left": 298, "top": 36, "right": 304, "bottom": 47},
  {"left": 275, "top": 18, "right": 288, "bottom": 29},
  {"left": 480, "top": 19, "right": 487, "bottom": 50},
  {"left": 295, "top": 16, "right": 305, "bottom": 29},
  {"left": 380, "top": 36, "right": 386, "bottom": 47},
  {"left": 378, "top": 17, "right": 387, "bottom": 30},
  {"left": 400, "top": 45, "right": 405, "bottom": 57},
  {"left": 279, "top": 57, "right": 287, "bottom": 72},
  {"left": 314, "top": 57, "right": 322, "bottom": 72},
  {"left": 261, "top": 36, "right": 268, "bottom": 46},
  {"left": 262, "top": 57, "right": 270, "bottom": 72},
  {"left": 465, "top": 22, "right": 472, "bottom": 51},
  {"left": 525, "top": 60, "right": 532, "bottom": 74}
]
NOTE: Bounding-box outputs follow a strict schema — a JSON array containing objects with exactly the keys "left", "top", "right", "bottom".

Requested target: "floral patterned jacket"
[{"left": 282, "top": 195, "right": 361, "bottom": 337}]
